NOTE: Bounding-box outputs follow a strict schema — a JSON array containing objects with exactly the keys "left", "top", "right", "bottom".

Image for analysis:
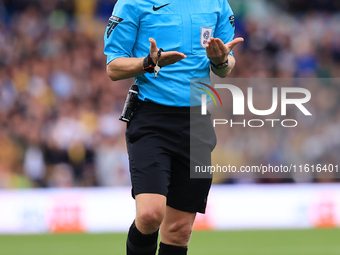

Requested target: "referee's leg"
[
  {"left": 126, "top": 194, "right": 165, "bottom": 255},
  {"left": 135, "top": 194, "right": 166, "bottom": 233},
  {"left": 127, "top": 194, "right": 193, "bottom": 255},
  {"left": 159, "top": 206, "right": 196, "bottom": 254}
]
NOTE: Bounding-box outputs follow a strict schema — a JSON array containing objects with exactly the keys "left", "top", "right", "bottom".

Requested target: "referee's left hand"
[
  {"left": 206, "top": 37, "right": 244, "bottom": 65},
  {"left": 149, "top": 38, "right": 187, "bottom": 67}
]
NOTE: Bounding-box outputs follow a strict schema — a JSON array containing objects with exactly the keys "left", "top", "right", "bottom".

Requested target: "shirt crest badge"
[{"left": 201, "top": 27, "right": 213, "bottom": 48}]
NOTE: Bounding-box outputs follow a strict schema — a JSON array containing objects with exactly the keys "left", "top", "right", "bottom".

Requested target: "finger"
[
  {"left": 160, "top": 52, "right": 187, "bottom": 65},
  {"left": 163, "top": 55, "right": 186, "bottom": 65},
  {"left": 149, "top": 38, "right": 158, "bottom": 52},
  {"left": 205, "top": 44, "right": 212, "bottom": 56},
  {"left": 206, "top": 39, "right": 215, "bottom": 52},
  {"left": 173, "top": 55, "right": 186, "bottom": 62},
  {"left": 206, "top": 37, "right": 214, "bottom": 49},
  {"left": 165, "top": 55, "right": 187, "bottom": 62},
  {"left": 226, "top": 37, "right": 244, "bottom": 50},
  {"left": 163, "top": 51, "right": 187, "bottom": 58},
  {"left": 214, "top": 38, "right": 228, "bottom": 54},
  {"left": 211, "top": 39, "right": 222, "bottom": 56},
  {"left": 209, "top": 41, "right": 218, "bottom": 57}
]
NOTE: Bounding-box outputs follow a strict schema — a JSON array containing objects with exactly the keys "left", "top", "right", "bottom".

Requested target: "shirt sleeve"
[
  {"left": 104, "top": 0, "right": 139, "bottom": 65},
  {"left": 214, "top": 0, "right": 235, "bottom": 56}
]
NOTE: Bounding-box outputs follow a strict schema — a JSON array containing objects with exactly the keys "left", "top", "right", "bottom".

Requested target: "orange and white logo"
[{"left": 49, "top": 197, "right": 85, "bottom": 233}]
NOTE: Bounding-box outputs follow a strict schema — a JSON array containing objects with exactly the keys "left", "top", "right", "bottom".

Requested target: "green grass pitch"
[{"left": 1, "top": 229, "right": 340, "bottom": 255}]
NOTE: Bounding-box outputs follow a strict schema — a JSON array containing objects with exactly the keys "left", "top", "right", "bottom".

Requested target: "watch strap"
[
  {"left": 211, "top": 58, "right": 229, "bottom": 70},
  {"left": 143, "top": 54, "right": 155, "bottom": 73}
]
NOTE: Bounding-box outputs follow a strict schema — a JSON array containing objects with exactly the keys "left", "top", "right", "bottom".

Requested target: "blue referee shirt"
[{"left": 104, "top": 0, "right": 236, "bottom": 107}]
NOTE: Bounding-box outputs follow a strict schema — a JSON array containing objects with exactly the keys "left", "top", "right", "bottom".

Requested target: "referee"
[{"left": 104, "top": 0, "right": 243, "bottom": 254}]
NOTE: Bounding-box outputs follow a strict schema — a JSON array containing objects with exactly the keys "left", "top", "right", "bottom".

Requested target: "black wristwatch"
[
  {"left": 211, "top": 58, "right": 229, "bottom": 70},
  {"left": 143, "top": 54, "right": 156, "bottom": 73}
]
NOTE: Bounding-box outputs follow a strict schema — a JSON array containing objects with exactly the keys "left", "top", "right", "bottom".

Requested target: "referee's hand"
[
  {"left": 149, "top": 38, "right": 187, "bottom": 67},
  {"left": 206, "top": 37, "right": 244, "bottom": 66}
]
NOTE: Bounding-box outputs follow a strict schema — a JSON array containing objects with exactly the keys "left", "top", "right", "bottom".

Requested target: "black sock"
[
  {"left": 126, "top": 221, "right": 159, "bottom": 255},
  {"left": 158, "top": 242, "right": 188, "bottom": 255}
]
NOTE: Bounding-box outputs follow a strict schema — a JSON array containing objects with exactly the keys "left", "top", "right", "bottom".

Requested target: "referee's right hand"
[{"left": 149, "top": 38, "right": 187, "bottom": 67}]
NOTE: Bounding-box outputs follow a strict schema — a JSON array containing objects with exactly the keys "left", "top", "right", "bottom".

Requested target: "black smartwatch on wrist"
[
  {"left": 143, "top": 54, "right": 156, "bottom": 73},
  {"left": 211, "top": 58, "right": 229, "bottom": 70}
]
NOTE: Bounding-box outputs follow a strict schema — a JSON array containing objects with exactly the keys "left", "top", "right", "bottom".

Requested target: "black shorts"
[{"left": 126, "top": 100, "right": 216, "bottom": 214}]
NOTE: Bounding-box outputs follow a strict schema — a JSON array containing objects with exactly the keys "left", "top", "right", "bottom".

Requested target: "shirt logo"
[
  {"left": 203, "top": 31, "right": 210, "bottom": 40},
  {"left": 229, "top": 15, "right": 235, "bottom": 28},
  {"left": 153, "top": 3, "right": 171, "bottom": 11},
  {"left": 107, "top": 16, "right": 123, "bottom": 38},
  {"left": 201, "top": 27, "right": 213, "bottom": 48}
]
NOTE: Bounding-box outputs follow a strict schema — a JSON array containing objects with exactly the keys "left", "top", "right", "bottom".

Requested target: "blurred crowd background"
[{"left": 0, "top": 0, "right": 339, "bottom": 189}]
